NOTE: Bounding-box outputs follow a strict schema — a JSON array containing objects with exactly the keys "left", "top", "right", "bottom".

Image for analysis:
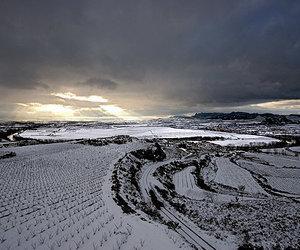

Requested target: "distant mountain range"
[{"left": 192, "top": 112, "right": 300, "bottom": 124}]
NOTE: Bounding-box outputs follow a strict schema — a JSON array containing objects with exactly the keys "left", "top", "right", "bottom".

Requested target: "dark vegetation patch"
[
  {"left": 167, "top": 136, "right": 224, "bottom": 142},
  {"left": 155, "top": 186, "right": 187, "bottom": 214},
  {"left": 149, "top": 189, "right": 164, "bottom": 209},
  {"left": 1, "top": 136, "right": 69, "bottom": 148},
  {"left": 113, "top": 193, "right": 135, "bottom": 214},
  {"left": 154, "top": 160, "right": 201, "bottom": 192},
  {"left": 272, "top": 134, "right": 300, "bottom": 147},
  {"left": 0, "top": 151, "right": 16, "bottom": 159},
  {"left": 0, "top": 128, "right": 20, "bottom": 141},
  {"left": 0, "top": 122, "right": 42, "bottom": 141},
  {"left": 79, "top": 135, "right": 132, "bottom": 146},
  {"left": 131, "top": 143, "right": 166, "bottom": 161},
  {"left": 192, "top": 156, "right": 216, "bottom": 192},
  {"left": 111, "top": 163, "right": 136, "bottom": 214}
]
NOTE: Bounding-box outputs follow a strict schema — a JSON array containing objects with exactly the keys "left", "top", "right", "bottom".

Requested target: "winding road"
[{"left": 139, "top": 159, "right": 217, "bottom": 250}]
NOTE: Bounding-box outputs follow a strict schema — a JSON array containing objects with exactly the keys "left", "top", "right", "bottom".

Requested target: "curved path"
[{"left": 139, "top": 159, "right": 226, "bottom": 250}]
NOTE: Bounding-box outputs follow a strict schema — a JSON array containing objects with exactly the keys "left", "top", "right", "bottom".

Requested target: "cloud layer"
[
  {"left": 0, "top": 0, "right": 299, "bottom": 119},
  {"left": 51, "top": 92, "right": 108, "bottom": 103}
]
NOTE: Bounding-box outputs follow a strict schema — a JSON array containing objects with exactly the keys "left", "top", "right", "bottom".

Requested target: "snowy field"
[
  {"left": 173, "top": 166, "right": 204, "bottom": 200},
  {"left": 173, "top": 161, "right": 267, "bottom": 204},
  {"left": 289, "top": 146, "right": 300, "bottom": 153},
  {"left": 1, "top": 122, "right": 299, "bottom": 249},
  {"left": 0, "top": 142, "right": 190, "bottom": 250},
  {"left": 266, "top": 177, "right": 300, "bottom": 194},
  {"left": 19, "top": 125, "right": 279, "bottom": 146},
  {"left": 238, "top": 160, "right": 300, "bottom": 179},
  {"left": 163, "top": 153, "right": 300, "bottom": 248},
  {"left": 261, "top": 147, "right": 298, "bottom": 157},
  {"left": 214, "top": 158, "right": 268, "bottom": 195},
  {"left": 244, "top": 152, "right": 300, "bottom": 168},
  {"left": 238, "top": 151, "right": 300, "bottom": 197},
  {"left": 210, "top": 137, "right": 278, "bottom": 147},
  {"left": 173, "top": 166, "right": 250, "bottom": 203}
]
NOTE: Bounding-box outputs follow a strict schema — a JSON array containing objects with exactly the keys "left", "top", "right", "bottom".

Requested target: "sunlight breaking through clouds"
[
  {"left": 250, "top": 99, "right": 300, "bottom": 110},
  {"left": 15, "top": 91, "right": 139, "bottom": 121},
  {"left": 99, "top": 105, "right": 138, "bottom": 121},
  {"left": 100, "top": 105, "right": 127, "bottom": 116},
  {"left": 51, "top": 92, "right": 108, "bottom": 103},
  {"left": 16, "top": 103, "right": 76, "bottom": 119},
  {"left": 32, "top": 104, "right": 75, "bottom": 114}
]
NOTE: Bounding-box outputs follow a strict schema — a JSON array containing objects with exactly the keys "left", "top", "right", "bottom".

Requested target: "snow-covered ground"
[
  {"left": 266, "top": 177, "right": 300, "bottom": 194},
  {"left": 238, "top": 152, "right": 300, "bottom": 197},
  {"left": 214, "top": 158, "right": 268, "bottom": 195},
  {"left": 140, "top": 162, "right": 236, "bottom": 249},
  {"left": 210, "top": 137, "right": 278, "bottom": 147},
  {"left": 173, "top": 164, "right": 266, "bottom": 203},
  {"left": 244, "top": 152, "right": 300, "bottom": 168},
  {"left": 238, "top": 160, "right": 300, "bottom": 178},
  {"left": 0, "top": 142, "right": 191, "bottom": 250},
  {"left": 290, "top": 146, "right": 300, "bottom": 153},
  {"left": 261, "top": 147, "right": 298, "bottom": 157},
  {"left": 160, "top": 153, "right": 300, "bottom": 249},
  {"left": 1, "top": 121, "right": 299, "bottom": 249},
  {"left": 20, "top": 125, "right": 279, "bottom": 146},
  {"left": 173, "top": 166, "right": 241, "bottom": 203}
]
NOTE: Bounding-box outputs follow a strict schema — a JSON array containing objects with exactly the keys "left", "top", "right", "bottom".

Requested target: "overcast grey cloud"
[
  {"left": 0, "top": 0, "right": 299, "bottom": 119},
  {"left": 78, "top": 77, "right": 119, "bottom": 90}
]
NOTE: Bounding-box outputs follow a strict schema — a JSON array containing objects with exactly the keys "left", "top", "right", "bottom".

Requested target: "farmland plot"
[
  {"left": 0, "top": 142, "right": 188, "bottom": 250},
  {"left": 163, "top": 156, "right": 300, "bottom": 249},
  {"left": 238, "top": 154, "right": 300, "bottom": 196},
  {"left": 173, "top": 166, "right": 197, "bottom": 192},
  {"left": 184, "top": 196, "right": 300, "bottom": 249},
  {"left": 173, "top": 166, "right": 256, "bottom": 203},
  {"left": 244, "top": 152, "right": 300, "bottom": 169},
  {"left": 261, "top": 148, "right": 299, "bottom": 157},
  {"left": 214, "top": 157, "right": 268, "bottom": 195},
  {"left": 290, "top": 146, "right": 300, "bottom": 153},
  {"left": 173, "top": 166, "right": 203, "bottom": 200},
  {"left": 266, "top": 177, "right": 300, "bottom": 194}
]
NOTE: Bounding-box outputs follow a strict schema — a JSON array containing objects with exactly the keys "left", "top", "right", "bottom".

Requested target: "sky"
[{"left": 0, "top": 0, "right": 299, "bottom": 121}]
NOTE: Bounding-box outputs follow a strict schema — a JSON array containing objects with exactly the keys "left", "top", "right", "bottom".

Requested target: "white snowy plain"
[{"left": 20, "top": 126, "right": 279, "bottom": 146}]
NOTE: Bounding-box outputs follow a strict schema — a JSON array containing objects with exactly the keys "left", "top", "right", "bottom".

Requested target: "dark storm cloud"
[
  {"left": 0, "top": 63, "right": 49, "bottom": 89},
  {"left": 78, "top": 77, "right": 118, "bottom": 90},
  {"left": 0, "top": 0, "right": 299, "bottom": 107}
]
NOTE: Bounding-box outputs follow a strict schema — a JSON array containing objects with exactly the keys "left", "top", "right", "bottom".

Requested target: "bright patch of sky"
[
  {"left": 15, "top": 92, "right": 139, "bottom": 121},
  {"left": 51, "top": 92, "right": 108, "bottom": 103}
]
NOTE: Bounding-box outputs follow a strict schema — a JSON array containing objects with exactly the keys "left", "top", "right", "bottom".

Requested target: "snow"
[
  {"left": 139, "top": 160, "right": 171, "bottom": 201},
  {"left": 210, "top": 137, "right": 278, "bottom": 147},
  {"left": 171, "top": 158, "right": 299, "bottom": 249},
  {"left": 237, "top": 152, "right": 300, "bottom": 196},
  {"left": 2, "top": 120, "right": 298, "bottom": 249},
  {"left": 0, "top": 142, "right": 191, "bottom": 250},
  {"left": 173, "top": 166, "right": 202, "bottom": 199},
  {"left": 173, "top": 166, "right": 257, "bottom": 203},
  {"left": 19, "top": 125, "right": 279, "bottom": 146},
  {"left": 238, "top": 160, "right": 300, "bottom": 178},
  {"left": 266, "top": 177, "right": 300, "bottom": 194},
  {"left": 214, "top": 158, "right": 268, "bottom": 195},
  {"left": 140, "top": 162, "right": 236, "bottom": 249},
  {"left": 244, "top": 152, "right": 300, "bottom": 169},
  {"left": 261, "top": 148, "right": 297, "bottom": 157},
  {"left": 290, "top": 146, "right": 300, "bottom": 153}
]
